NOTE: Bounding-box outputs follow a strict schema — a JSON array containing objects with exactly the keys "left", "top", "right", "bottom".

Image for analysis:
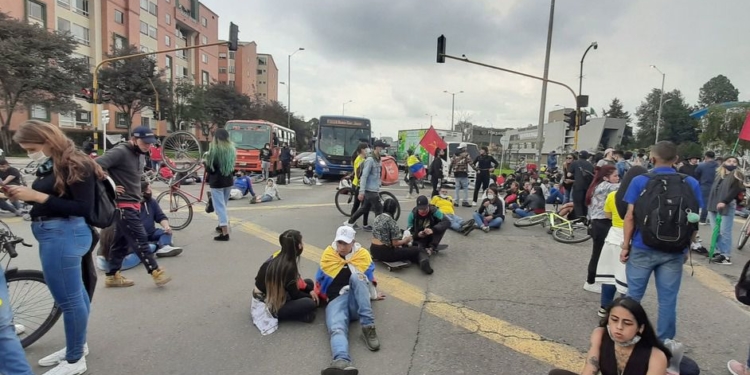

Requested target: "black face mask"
[
  {"left": 637, "top": 154, "right": 644, "bottom": 158},
  {"left": 143, "top": 193, "right": 152, "bottom": 201}
]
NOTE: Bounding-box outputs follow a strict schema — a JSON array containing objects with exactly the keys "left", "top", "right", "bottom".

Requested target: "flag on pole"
[
  {"left": 419, "top": 126, "right": 448, "bottom": 156},
  {"left": 739, "top": 111, "right": 750, "bottom": 141}
]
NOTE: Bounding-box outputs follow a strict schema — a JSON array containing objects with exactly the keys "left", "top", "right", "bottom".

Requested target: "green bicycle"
[{"left": 513, "top": 211, "right": 591, "bottom": 244}]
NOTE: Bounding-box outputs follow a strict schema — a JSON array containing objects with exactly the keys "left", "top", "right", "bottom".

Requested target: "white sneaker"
[
  {"left": 406, "top": 194, "right": 412, "bottom": 199},
  {"left": 343, "top": 221, "right": 353, "bottom": 228},
  {"left": 14, "top": 324, "right": 25, "bottom": 335},
  {"left": 38, "top": 344, "right": 89, "bottom": 367},
  {"left": 155, "top": 245, "right": 183, "bottom": 257},
  {"left": 583, "top": 282, "right": 602, "bottom": 294},
  {"left": 472, "top": 201, "right": 477, "bottom": 207},
  {"left": 42, "top": 358, "right": 87, "bottom": 375},
  {"left": 316, "top": 182, "right": 322, "bottom": 186}
]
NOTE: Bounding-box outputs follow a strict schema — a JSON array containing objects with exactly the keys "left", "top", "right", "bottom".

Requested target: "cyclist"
[{"left": 346, "top": 140, "right": 389, "bottom": 228}]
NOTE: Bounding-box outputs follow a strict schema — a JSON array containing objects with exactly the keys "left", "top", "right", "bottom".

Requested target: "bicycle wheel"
[
  {"left": 738, "top": 218, "right": 750, "bottom": 250},
  {"left": 379, "top": 191, "right": 400, "bottom": 221},
  {"left": 553, "top": 225, "right": 591, "bottom": 244},
  {"left": 513, "top": 214, "right": 548, "bottom": 228},
  {"left": 22, "top": 161, "right": 38, "bottom": 175},
  {"left": 335, "top": 188, "right": 354, "bottom": 217},
  {"left": 157, "top": 190, "right": 193, "bottom": 230},
  {"left": 6, "top": 269, "right": 62, "bottom": 348},
  {"left": 162, "top": 131, "right": 202, "bottom": 173}
]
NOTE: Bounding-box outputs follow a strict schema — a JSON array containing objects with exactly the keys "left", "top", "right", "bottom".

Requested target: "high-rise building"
[
  {"left": 1, "top": 0, "right": 220, "bottom": 140},
  {"left": 256, "top": 54, "right": 278, "bottom": 103},
  {"left": 218, "top": 41, "right": 257, "bottom": 98}
]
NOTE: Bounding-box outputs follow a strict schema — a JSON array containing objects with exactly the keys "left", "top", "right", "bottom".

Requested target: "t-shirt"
[
  {"left": 353, "top": 155, "right": 364, "bottom": 187},
  {"left": 604, "top": 191, "right": 623, "bottom": 228},
  {"left": 0, "top": 167, "right": 23, "bottom": 186}
]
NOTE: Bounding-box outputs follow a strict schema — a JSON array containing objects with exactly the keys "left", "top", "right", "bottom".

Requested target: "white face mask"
[
  {"left": 439, "top": 194, "right": 448, "bottom": 199},
  {"left": 28, "top": 150, "right": 49, "bottom": 164},
  {"left": 487, "top": 194, "right": 495, "bottom": 200}
]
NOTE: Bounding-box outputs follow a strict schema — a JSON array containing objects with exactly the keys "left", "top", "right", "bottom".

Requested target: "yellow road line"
[{"left": 233, "top": 219, "right": 586, "bottom": 371}]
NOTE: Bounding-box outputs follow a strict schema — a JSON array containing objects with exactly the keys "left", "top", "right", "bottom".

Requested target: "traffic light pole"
[{"left": 92, "top": 41, "right": 229, "bottom": 152}]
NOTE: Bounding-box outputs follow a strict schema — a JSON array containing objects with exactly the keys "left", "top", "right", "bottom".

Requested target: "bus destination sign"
[{"left": 322, "top": 118, "right": 368, "bottom": 127}]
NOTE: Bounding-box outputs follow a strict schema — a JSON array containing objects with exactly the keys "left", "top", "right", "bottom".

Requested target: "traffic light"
[
  {"left": 436, "top": 35, "right": 446, "bottom": 63},
  {"left": 76, "top": 88, "right": 95, "bottom": 103},
  {"left": 228, "top": 22, "right": 239, "bottom": 51},
  {"left": 100, "top": 90, "right": 112, "bottom": 103},
  {"left": 564, "top": 110, "right": 576, "bottom": 131},
  {"left": 580, "top": 111, "right": 588, "bottom": 127}
]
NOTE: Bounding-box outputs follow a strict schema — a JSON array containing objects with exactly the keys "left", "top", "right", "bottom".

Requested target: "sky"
[{"left": 202, "top": 0, "right": 750, "bottom": 140}]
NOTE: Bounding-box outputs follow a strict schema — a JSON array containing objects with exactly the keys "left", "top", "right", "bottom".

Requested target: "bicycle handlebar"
[{"left": 3, "top": 237, "right": 31, "bottom": 259}]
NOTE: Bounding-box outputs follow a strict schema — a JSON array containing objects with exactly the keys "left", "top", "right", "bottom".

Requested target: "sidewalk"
[{"left": 5, "top": 157, "right": 30, "bottom": 167}]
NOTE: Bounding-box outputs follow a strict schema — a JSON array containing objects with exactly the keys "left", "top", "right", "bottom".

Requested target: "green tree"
[
  {"left": 676, "top": 141, "right": 703, "bottom": 160},
  {"left": 0, "top": 12, "right": 90, "bottom": 151},
  {"left": 635, "top": 89, "right": 698, "bottom": 147},
  {"left": 602, "top": 97, "right": 634, "bottom": 148},
  {"left": 700, "top": 104, "right": 750, "bottom": 154},
  {"left": 698, "top": 74, "right": 739, "bottom": 108},
  {"left": 161, "top": 78, "right": 207, "bottom": 132},
  {"left": 98, "top": 45, "right": 167, "bottom": 136},
  {"left": 203, "top": 83, "right": 253, "bottom": 128},
  {"left": 251, "top": 100, "right": 312, "bottom": 150}
]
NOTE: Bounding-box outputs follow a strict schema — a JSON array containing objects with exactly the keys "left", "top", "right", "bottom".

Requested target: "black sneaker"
[
  {"left": 321, "top": 359, "right": 358, "bottom": 375},
  {"left": 453, "top": 201, "right": 459, "bottom": 207},
  {"left": 361, "top": 325, "right": 380, "bottom": 351},
  {"left": 214, "top": 234, "right": 229, "bottom": 241},
  {"left": 462, "top": 201, "right": 471, "bottom": 207},
  {"left": 362, "top": 225, "right": 373, "bottom": 232},
  {"left": 301, "top": 311, "right": 316, "bottom": 323},
  {"left": 419, "top": 259, "right": 434, "bottom": 275},
  {"left": 462, "top": 225, "right": 476, "bottom": 236},
  {"left": 715, "top": 255, "right": 732, "bottom": 265}
]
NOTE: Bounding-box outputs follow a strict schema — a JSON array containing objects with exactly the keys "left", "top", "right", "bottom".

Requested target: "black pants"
[
  {"left": 550, "top": 356, "right": 700, "bottom": 375},
  {"left": 108, "top": 208, "right": 160, "bottom": 275},
  {"left": 277, "top": 279, "right": 317, "bottom": 322},
  {"left": 430, "top": 175, "right": 441, "bottom": 197},
  {"left": 572, "top": 188, "right": 588, "bottom": 220},
  {"left": 82, "top": 225, "right": 99, "bottom": 301},
  {"left": 349, "top": 186, "right": 369, "bottom": 226},
  {"left": 587, "top": 219, "right": 612, "bottom": 284},
  {"left": 408, "top": 177, "right": 419, "bottom": 195},
  {"left": 473, "top": 172, "right": 491, "bottom": 203},
  {"left": 548, "top": 370, "right": 576, "bottom": 375},
  {"left": 370, "top": 243, "right": 428, "bottom": 265},
  {"left": 413, "top": 227, "right": 446, "bottom": 249},
  {"left": 282, "top": 162, "right": 291, "bottom": 182},
  {"left": 349, "top": 191, "right": 382, "bottom": 225}
]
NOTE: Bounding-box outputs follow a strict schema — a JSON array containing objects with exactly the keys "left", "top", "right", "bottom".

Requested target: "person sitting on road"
[
  {"left": 253, "top": 230, "right": 318, "bottom": 323},
  {"left": 430, "top": 185, "right": 475, "bottom": 236},
  {"left": 508, "top": 181, "right": 531, "bottom": 211},
  {"left": 504, "top": 181, "right": 520, "bottom": 209},
  {"left": 473, "top": 186, "right": 505, "bottom": 232},
  {"left": 370, "top": 199, "right": 433, "bottom": 274},
  {"left": 555, "top": 202, "right": 575, "bottom": 220},
  {"left": 303, "top": 165, "right": 321, "bottom": 186},
  {"left": 316, "top": 226, "right": 383, "bottom": 375},
  {"left": 251, "top": 178, "right": 281, "bottom": 204},
  {"left": 514, "top": 185, "right": 546, "bottom": 218},
  {"left": 546, "top": 182, "right": 565, "bottom": 205},
  {"left": 406, "top": 195, "right": 450, "bottom": 254},
  {"left": 230, "top": 170, "right": 256, "bottom": 200}
]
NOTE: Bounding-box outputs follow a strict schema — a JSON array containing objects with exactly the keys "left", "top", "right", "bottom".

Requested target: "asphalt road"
[{"left": 4, "top": 160, "right": 750, "bottom": 375}]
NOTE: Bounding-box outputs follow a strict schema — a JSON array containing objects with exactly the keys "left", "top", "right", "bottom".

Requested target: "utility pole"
[
  {"left": 535, "top": 0, "right": 555, "bottom": 167},
  {"left": 444, "top": 90, "right": 463, "bottom": 132},
  {"left": 287, "top": 47, "right": 304, "bottom": 128},
  {"left": 651, "top": 65, "right": 666, "bottom": 144}
]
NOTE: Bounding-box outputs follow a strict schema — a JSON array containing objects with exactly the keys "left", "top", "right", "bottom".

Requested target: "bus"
[
  {"left": 225, "top": 120, "right": 296, "bottom": 174},
  {"left": 314, "top": 115, "right": 371, "bottom": 178}
]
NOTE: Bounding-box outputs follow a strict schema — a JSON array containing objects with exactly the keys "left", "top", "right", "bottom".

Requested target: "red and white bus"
[{"left": 226, "top": 120, "right": 297, "bottom": 173}]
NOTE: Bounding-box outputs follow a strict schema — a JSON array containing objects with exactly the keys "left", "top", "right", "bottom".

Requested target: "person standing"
[
  {"left": 350, "top": 143, "right": 370, "bottom": 230},
  {"left": 280, "top": 143, "right": 292, "bottom": 184},
  {"left": 206, "top": 128, "right": 237, "bottom": 241},
  {"left": 450, "top": 143, "right": 473, "bottom": 207},
  {"left": 405, "top": 149, "right": 421, "bottom": 199},
  {"left": 707, "top": 155, "right": 744, "bottom": 265},
  {"left": 429, "top": 148, "right": 444, "bottom": 197},
  {"left": 149, "top": 142, "right": 163, "bottom": 171},
  {"left": 583, "top": 165, "right": 620, "bottom": 294},
  {"left": 260, "top": 143, "right": 272, "bottom": 181},
  {"left": 346, "top": 140, "right": 388, "bottom": 228},
  {"left": 0, "top": 263, "right": 34, "bottom": 375},
  {"left": 472, "top": 146, "right": 499, "bottom": 206},
  {"left": 694, "top": 151, "right": 719, "bottom": 224},
  {"left": 546, "top": 150, "right": 557, "bottom": 170},
  {"left": 569, "top": 150, "right": 594, "bottom": 220},
  {"left": 561, "top": 153, "right": 577, "bottom": 204},
  {"left": 96, "top": 126, "right": 171, "bottom": 287},
  {"left": 678, "top": 155, "right": 699, "bottom": 178},
  {"left": 9, "top": 120, "right": 102, "bottom": 375}
]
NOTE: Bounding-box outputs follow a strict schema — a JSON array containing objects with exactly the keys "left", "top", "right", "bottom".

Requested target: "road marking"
[
  {"left": 227, "top": 203, "right": 335, "bottom": 211},
  {"left": 231, "top": 218, "right": 586, "bottom": 371}
]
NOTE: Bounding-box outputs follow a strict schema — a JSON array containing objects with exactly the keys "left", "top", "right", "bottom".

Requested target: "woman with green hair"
[{"left": 206, "top": 128, "right": 236, "bottom": 241}]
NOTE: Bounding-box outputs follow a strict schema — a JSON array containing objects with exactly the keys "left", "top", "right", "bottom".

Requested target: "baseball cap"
[
  {"left": 373, "top": 140, "right": 390, "bottom": 148},
  {"left": 334, "top": 225, "right": 356, "bottom": 244},
  {"left": 579, "top": 150, "right": 590, "bottom": 159},
  {"left": 132, "top": 126, "right": 157, "bottom": 144},
  {"left": 416, "top": 195, "right": 429, "bottom": 210},
  {"left": 604, "top": 148, "right": 614, "bottom": 156},
  {"left": 458, "top": 142, "right": 467, "bottom": 149}
]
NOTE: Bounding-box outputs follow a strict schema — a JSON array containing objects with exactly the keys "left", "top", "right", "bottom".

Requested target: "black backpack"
[
  {"left": 633, "top": 173, "right": 699, "bottom": 253},
  {"left": 87, "top": 176, "right": 117, "bottom": 228},
  {"left": 735, "top": 259, "right": 750, "bottom": 305}
]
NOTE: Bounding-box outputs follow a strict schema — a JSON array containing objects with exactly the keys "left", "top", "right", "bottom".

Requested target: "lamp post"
[
  {"left": 425, "top": 113, "right": 436, "bottom": 127},
  {"left": 287, "top": 47, "right": 304, "bottom": 128},
  {"left": 650, "top": 65, "right": 666, "bottom": 144},
  {"left": 534, "top": 0, "right": 555, "bottom": 167},
  {"left": 579, "top": 42, "right": 598, "bottom": 96},
  {"left": 342, "top": 100, "right": 353, "bottom": 115},
  {"left": 444, "top": 90, "right": 463, "bottom": 132}
]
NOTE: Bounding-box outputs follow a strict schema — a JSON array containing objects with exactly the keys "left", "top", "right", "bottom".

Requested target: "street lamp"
[
  {"left": 425, "top": 113, "right": 436, "bottom": 127},
  {"left": 342, "top": 100, "right": 353, "bottom": 115},
  {"left": 287, "top": 47, "right": 304, "bottom": 128},
  {"left": 650, "top": 65, "right": 666, "bottom": 143},
  {"left": 579, "top": 42, "right": 598, "bottom": 96},
  {"left": 443, "top": 90, "right": 464, "bottom": 132}
]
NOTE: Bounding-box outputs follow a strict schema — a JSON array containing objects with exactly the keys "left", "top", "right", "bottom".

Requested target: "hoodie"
[{"left": 140, "top": 197, "right": 168, "bottom": 236}]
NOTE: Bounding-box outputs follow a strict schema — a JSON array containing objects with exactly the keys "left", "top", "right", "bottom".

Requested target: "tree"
[
  {"left": 602, "top": 98, "right": 634, "bottom": 148},
  {"left": 700, "top": 104, "right": 750, "bottom": 153},
  {"left": 634, "top": 89, "right": 699, "bottom": 147},
  {"left": 203, "top": 83, "right": 253, "bottom": 128},
  {"left": 161, "top": 78, "right": 207, "bottom": 132},
  {"left": 0, "top": 12, "right": 90, "bottom": 151},
  {"left": 251, "top": 100, "right": 312, "bottom": 150},
  {"left": 698, "top": 75, "right": 739, "bottom": 108},
  {"left": 676, "top": 141, "right": 703, "bottom": 160},
  {"left": 98, "top": 45, "right": 167, "bottom": 136},
  {"left": 455, "top": 120, "right": 474, "bottom": 141}
]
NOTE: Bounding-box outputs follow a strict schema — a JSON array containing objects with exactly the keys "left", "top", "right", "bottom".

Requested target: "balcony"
[{"left": 173, "top": 6, "right": 198, "bottom": 30}]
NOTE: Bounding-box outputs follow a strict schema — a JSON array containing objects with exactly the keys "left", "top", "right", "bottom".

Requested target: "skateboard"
[{"left": 380, "top": 260, "right": 410, "bottom": 272}]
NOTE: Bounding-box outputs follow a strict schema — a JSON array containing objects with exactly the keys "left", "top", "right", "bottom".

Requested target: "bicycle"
[
  {"left": 513, "top": 211, "right": 591, "bottom": 244},
  {"left": 1, "top": 219, "right": 62, "bottom": 348},
  {"left": 335, "top": 187, "right": 401, "bottom": 221}
]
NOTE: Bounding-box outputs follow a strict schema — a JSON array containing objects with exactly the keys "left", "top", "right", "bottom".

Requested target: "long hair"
[
  {"left": 206, "top": 128, "right": 236, "bottom": 176},
  {"left": 585, "top": 165, "right": 616, "bottom": 206},
  {"left": 600, "top": 297, "right": 672, "bottom": 361},
  {"left": 13, "top": 120, "right": 105, "bottom": 196},
  {"left": 615, "top": 166, "right": 648, "bottom": 219},
  {"left": 717, "top": 156, "right": 744, "bottom": 182},
  {"left": 434, "top": 147, "right": 442, "bottom": 158},
  {"left": 383, "top": 198, "right": 399, "bottom": 217},
  {"left": 264, "top": 230, "right": 303, "bottom": 315}
]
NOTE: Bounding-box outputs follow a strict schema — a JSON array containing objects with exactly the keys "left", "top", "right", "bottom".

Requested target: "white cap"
[
  {"left": 604, "top": 148, "right": 614, "bottom": 156},
  {"left": 458, "top": 142, "right": 467, "bottom": 149},
  {"left": 334, "top": 226, "right": 356, "bottom": 243}
]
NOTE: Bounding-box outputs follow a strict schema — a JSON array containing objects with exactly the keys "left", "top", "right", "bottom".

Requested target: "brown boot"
[
  {"left": 105, "top": 271, "right": 134, "bottom": 287},
  {"left": 151, "top": 268, "right": 172, "bottom": 286}
]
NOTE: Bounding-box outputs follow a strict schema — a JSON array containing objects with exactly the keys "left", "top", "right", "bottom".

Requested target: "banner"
[
  {"left": 740, "top": 112, "right": 750, "bottom": 141},
  {"left": 419, "top": 126, "right": 447, "bottom": 156}
]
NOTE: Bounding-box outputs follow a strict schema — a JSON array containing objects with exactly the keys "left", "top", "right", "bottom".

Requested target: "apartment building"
[
  {"left": 1, "top": 0, "right": 219, "bottom": 140},
  {"left": 256, "top": 54, "right": 278, "bottom": 102},
  {"left": 217, "top": 42, "right": 278, "bottom": 103}
]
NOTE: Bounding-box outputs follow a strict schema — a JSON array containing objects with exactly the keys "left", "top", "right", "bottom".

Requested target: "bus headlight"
[{"left": 318, "top": 159, "right": 327, "bottom": 166}]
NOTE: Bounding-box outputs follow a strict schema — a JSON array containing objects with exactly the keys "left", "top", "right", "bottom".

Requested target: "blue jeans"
[
  {"left": 31, "top": 216, "right": 91, "bottom": 362},
  {"left": 325, "top": 273, "right": 375, "bottom": 362},
  {"left": 514, "top": 209, "right": 533, "bottom": 218},
  {"left": 546, "top": 191, "right": 564, "bottom": 205},
  {"left": 149, "top": 228, "right": 173, "bottom": 249},
  {"left": 473, "top": 212, "right": 503, "bottom": 228},
  {"left": 0, "top": 265, "right": 34, "bottom": 375},
  {"left": 601, "top": 284, "right": 618, "bottom": 309},
  {"left": 454, "top": 177, "right": 469, "bottom": 203},
  {"left": 563, "top": 187, "right": 572, "bottom": 204},
  {"left": 97, "top": 244, "right": 157, "bottom": 272},
  {"left": 708, "top": 204, "right": 736, "bottom": 257},
  {"left": 625, "top": 247, "right": 683, "bottom": 341},
  {"left": 445, "top": 214, "right": 465, "bottom": 231},
  {"left": 211, "top": 186, "right": 233, "bottom": 226}
]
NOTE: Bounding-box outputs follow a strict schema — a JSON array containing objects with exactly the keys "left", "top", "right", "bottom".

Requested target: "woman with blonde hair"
[
  {"left": 707, "top": 155, "right": 745, "bottom": 265},
  {"left": 205, "top": 128, "right": 236, "bottom": 241},
  {"left": 7, "top": 120, "right": 105, "bottom": 375}
]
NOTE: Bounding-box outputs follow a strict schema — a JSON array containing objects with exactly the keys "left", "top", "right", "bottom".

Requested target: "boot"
[
  {"left": 418, "top": 251, "right": 434, "bottom": 274},
  {"left": 205, "top": 192, "right": 214, "bottom": 213},
  {"left": 105, "top": 271, "right": 134, "bottom": 287},
  {"left": 151, "top": 268, "right": 172, "bottom": 286}
]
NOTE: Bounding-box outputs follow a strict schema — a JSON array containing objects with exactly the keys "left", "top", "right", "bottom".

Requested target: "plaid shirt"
[{"left": 450, "top": 153, "right": 473, "bottom": 174}]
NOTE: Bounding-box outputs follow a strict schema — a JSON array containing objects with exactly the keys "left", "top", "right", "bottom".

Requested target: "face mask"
[
  {"left": 606, "top": 325, "right": 642, "bottom": 347},
  {"left": 439, "top": 194, "right": 448, "bottom": 199},
  {"left": 725, "top": 165, "right": 737, "bottom": 171},
  {"left": 28, "top": 150, "right": 49, "bottom": 163},
  {"left": 143, "top": 192, "right": 152, "bottom": 201},
  {"left": 487, "top": 194, "right": 495, "bottom": 200}
]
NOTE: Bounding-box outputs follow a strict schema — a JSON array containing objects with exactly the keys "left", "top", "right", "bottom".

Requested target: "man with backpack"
[
  {"left": 569, "top": 150, "right": 594, "bottom": 220},
  {"left": 621, "top": 141, "right": 703, "bottom": 342}
]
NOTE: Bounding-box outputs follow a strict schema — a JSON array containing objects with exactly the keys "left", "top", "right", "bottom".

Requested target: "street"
[{"left": 5, "top": 162, "right": 750, "bottom": 374}]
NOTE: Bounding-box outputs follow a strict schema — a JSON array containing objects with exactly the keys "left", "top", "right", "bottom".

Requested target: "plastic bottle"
[{"left": 664, "top": 339, "right": 684, "bottom": 375}]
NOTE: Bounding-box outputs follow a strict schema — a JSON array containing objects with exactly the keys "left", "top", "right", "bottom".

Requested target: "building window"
[
  {"left": 148, "top": 1, "right": 157, "bottom": 15},
  {"left": 182, "top": 67, "right": 188, "bottom": 78},
  {"left": 165, "top": 13, "right": 171, "bottom": 25},
  {"left": 57, "top": 0, "right": 70, "bottom": 9},
  {"left": 219, "top": 53, "right": 227, "bottom": 59},
  {"left": 201, "top": 17, "right": 207, "bottom": 27},
  {"left": 165, "top": 55, "right": 172, "bottom": 80},
  {"left": 256, "top": 69, "right": 262, "bottom": 75},
  {"left": 228, "top": 66, "right": 235, "bottom": 74},
  {"left": 71, "top": 24, "right": 90, "bottom": 45},
  {"left": 114, "top": 10, "right": 124, "bottom": 24},
  {"left": 30, "top": 105, "right": 49, "bottom": 120},
  {"left": 148, "top": 25, "right": 157, "bottom": 39},
  {"left": 176, "top": 50, "right": 186, "bottom": 60},
  {"left": 228, "top": 51, "right": 235, "bottom": 60},
  {"left": 201, "top": 54, "right": 208, "bottom": 64},
  {"left": 57, "top": 17, "right": 70, "bottom": 33},
  {"left": 228, "top": 80, "right": 235, "bottom": 87},
  {"left": 116, "top": 112, "right": 129, "bottom": 128},
  {"left": 59, "top": 112, "right": 76, "bottom": 128},
  {"left": 75, "top": 110, "right": 91, "bottom": 127},
  {"left": 258, "top": 57, "right": 266, "bottom": 66},
  {"left": 72, "top": 0, "right": 89, "bottom": 16},
  {"left": 140, "top": 21, "right": 148, "bottom": 35},
  {"left": 218, "top": 67, "right": 227, "bottom": 74},
  {"left": 142, "top": 117, "right": 151, "bottom": 128},
  {"left": 113, "top": 34, "right": 127, "bottom": 51},
  {"left": 165, "top": 35, "right": 170, "bottom": 46},
  {"left": 26, "top": 0, "right": 46, "bottom": 25},
  {"left": 201, "top": 35, "right": 207, "bottom": 45},
  {"left": 140, "top": 0, "right": 148, "bottom": 10},
  {"left": 202, "top": 71, "right": 209, "bottom": 85}
]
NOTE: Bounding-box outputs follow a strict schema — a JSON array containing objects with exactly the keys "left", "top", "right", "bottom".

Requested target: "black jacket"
[{"left": 430, "top": 157, "right": 444, "bottom": 180}]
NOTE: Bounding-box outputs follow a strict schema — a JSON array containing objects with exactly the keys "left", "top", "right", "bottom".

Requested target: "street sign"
[{"left": 101, "top": 110, "right": 110, "bottom": 127}]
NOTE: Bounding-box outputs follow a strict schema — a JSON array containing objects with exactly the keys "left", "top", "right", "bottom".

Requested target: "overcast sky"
[{"left": 202, "top": 0, "right": 750, "bottom": 139}]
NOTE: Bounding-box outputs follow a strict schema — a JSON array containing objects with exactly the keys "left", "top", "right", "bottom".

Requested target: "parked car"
[
  {"left": 297, "top": 153, "right": 317, "bottom": 168},
  {"left": 292, "top": 152, "right": 313, "bottom": 168}
]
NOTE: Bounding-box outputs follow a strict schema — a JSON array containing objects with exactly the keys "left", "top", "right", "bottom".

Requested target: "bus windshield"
[
  {"left": 227, "top": 123, "right": 270, "bottom": 150},
  {"left": 318, "top": 125, "right": 371, "bottom": 158}
]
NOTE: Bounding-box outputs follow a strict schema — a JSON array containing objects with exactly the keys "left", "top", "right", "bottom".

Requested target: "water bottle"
[{"left": 664, "top": 339, "right": 684, "bottom": 375}]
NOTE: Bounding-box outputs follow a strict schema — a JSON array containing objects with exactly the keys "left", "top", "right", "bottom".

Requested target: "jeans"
[
  {"left": 0, "top": 265, "right": 35, "bottom": 375},
  {"left": 261, "top": 161, "right": 270, "bottom": 180},
  {"left": 708, "top": 203, "right": 736, "bottom": 257},
  {"left": 108, "top": 208, "right": 160, "bottom": 275},
  {"left": 408, "top": 177, "right": 419, "bottom": 195},
  {"left": 600, "top": 284, "right": 618, "bottom": 309},
  {"left": 700, "top": 187, "right": 710, "bottom": 223},
  {"left": 151, "top": 160, "right": 161, "bottom": 171},
  {"left": 473, "top": 172, "right": 490, "bottom": 203},
  {"left": 445, "top": 214, "right": 465, "bottom": 231},
  {"left": 514, "top": 209, "right": 533, "bottom": 218},
  {"left": 473, "top": 212, "right": 503, "bottom": 228},
  {"left": 546, "top": 191, "right": 564, "bottom": 205},
  {"left": 349, "top": 191, "right": 382, "bottom": 225},
  {"left": 572, "top": 188, "right": 587, "bottom": 220},
  {"left": 149, "top": 228, "right": 173, "bottom": 249},
  {"left": 325, "top": 273, "right": 375, "bottom": 362},
  {"left": 32, "top": 216, "right": 91, "bottom": 363},
  {"left": 454, "top": 176, "right": 469, "bottom": 203},
  {"left": 563, "top": 186, "right": 572, "bottom": 204},
  {"left": 211, "top": 186, "right": 233, "bottom": 227},
  {"left": 626, "top": 247, "right": 684, "bottom": 341}
]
